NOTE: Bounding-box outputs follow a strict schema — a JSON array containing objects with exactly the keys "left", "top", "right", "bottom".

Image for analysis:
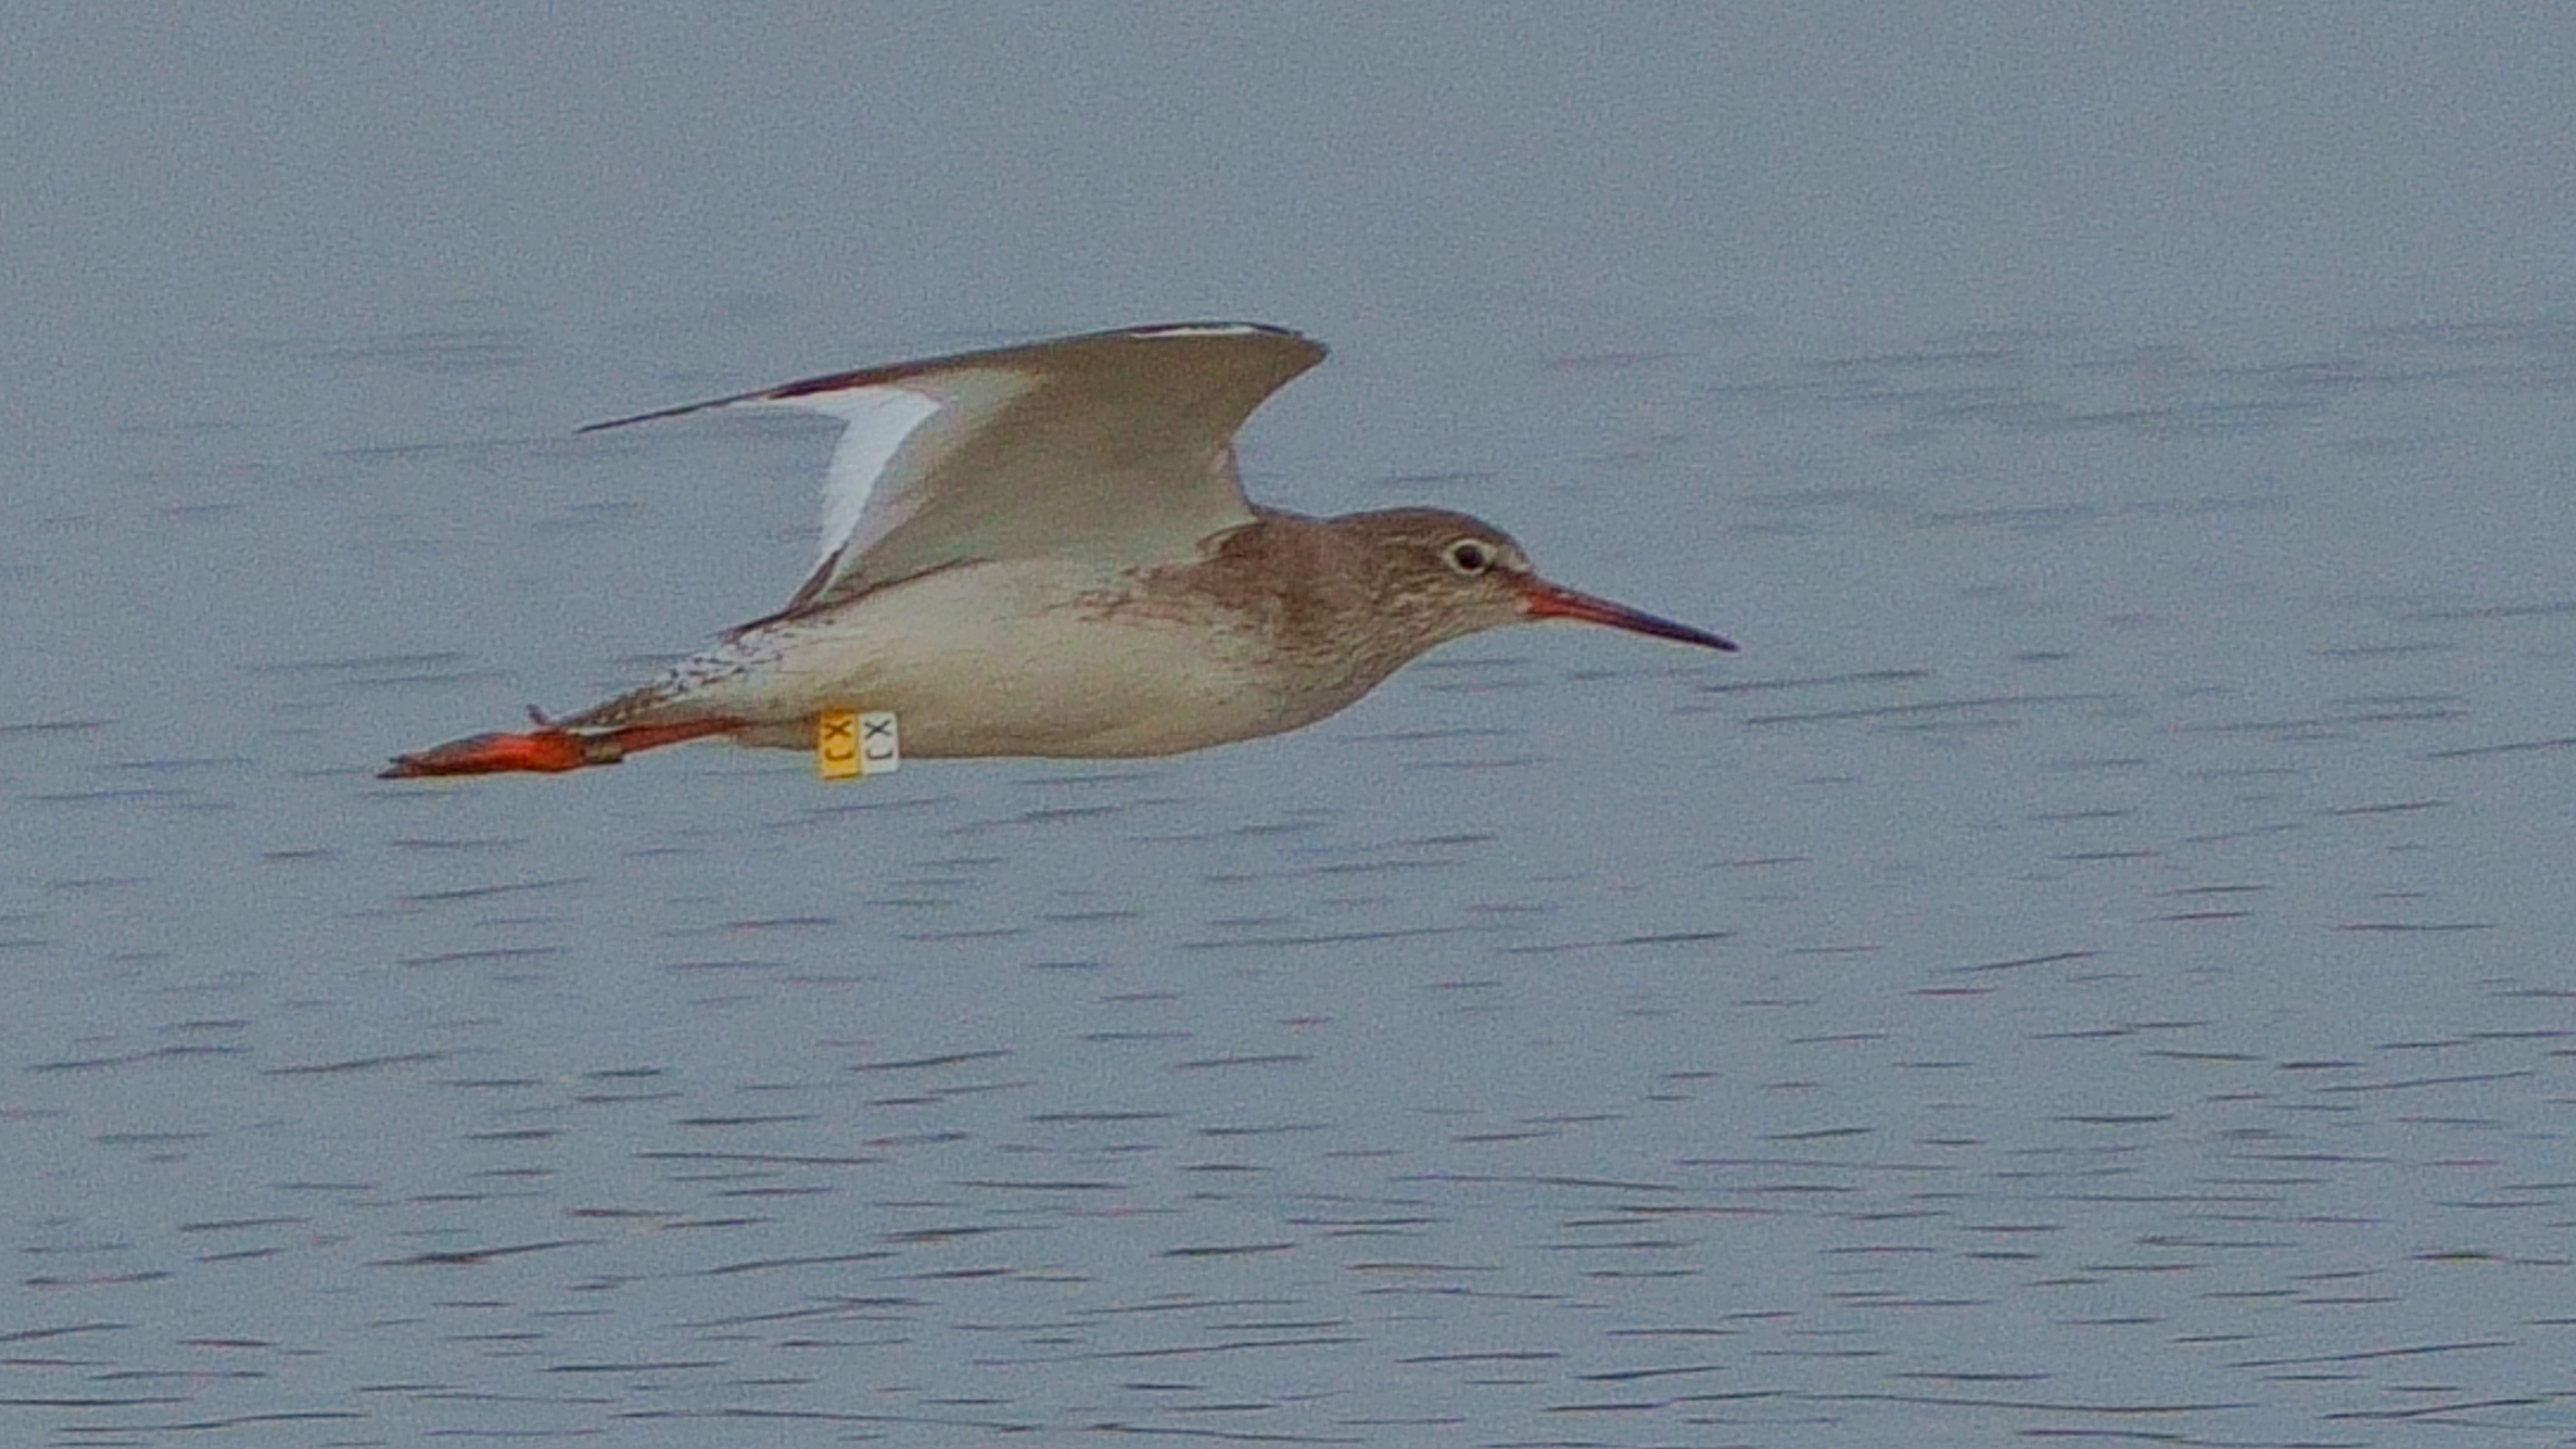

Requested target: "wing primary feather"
[{"left": 578, "top": 391, "right": 765, "bottom": 434}]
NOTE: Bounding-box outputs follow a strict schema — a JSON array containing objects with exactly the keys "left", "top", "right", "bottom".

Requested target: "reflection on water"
[{"left": 5, "top": 319, "right": 2574, "bottom": 1446}]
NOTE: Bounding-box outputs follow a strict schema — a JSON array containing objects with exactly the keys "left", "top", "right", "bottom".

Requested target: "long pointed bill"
[{"left": 1517, "top": 578, "right": 1739, "bottom": 652}]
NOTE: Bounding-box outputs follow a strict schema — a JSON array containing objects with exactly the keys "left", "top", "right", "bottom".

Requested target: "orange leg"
[{"left": 379, "top": 714, "right": 742, "bottom": 779}]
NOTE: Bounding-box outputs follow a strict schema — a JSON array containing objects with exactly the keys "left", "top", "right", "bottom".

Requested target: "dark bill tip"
[{"left": 1519, "top": 580, "right": 1739, "bottom": 652}]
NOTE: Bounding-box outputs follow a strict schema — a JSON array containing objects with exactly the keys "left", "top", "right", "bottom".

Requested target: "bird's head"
[{"left": 1341, "top": 507, "right": 1738, "bottom": 655}]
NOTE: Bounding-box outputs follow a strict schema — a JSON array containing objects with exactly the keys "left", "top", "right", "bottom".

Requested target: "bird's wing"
[{"left": 581, "top": 322, "right": 1327, "bottom": 616}]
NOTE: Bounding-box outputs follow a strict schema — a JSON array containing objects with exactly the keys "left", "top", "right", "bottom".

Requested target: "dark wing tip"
[{"left": 578, "top": 394, "right": 749, "bottom": 435}]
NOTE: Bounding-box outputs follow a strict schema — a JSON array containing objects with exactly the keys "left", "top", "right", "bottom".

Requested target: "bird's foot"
[
  {"left": 378, "top": 726, "right": 619, "bottom": 778},
  {"left": 378, "top": 713, "right": 739, "bottom": 779}
]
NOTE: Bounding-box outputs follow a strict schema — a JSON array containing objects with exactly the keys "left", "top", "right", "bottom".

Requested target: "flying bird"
[{"left": 381, "top": 322, "right": 1734, "bottom": 779}]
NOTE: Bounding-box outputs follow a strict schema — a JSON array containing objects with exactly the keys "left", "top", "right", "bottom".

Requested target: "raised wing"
[{"left": 581, "top": 322, "right": 1327, "bottom": 616}]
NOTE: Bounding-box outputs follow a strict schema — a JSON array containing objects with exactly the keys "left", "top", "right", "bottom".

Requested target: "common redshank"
[{"left": 381, "top": 322, "right": 1735, "bottom": 779}]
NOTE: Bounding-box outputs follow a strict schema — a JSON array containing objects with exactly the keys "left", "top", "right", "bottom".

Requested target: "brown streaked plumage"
[{"left": 381, "top": 323, "right": 1735, "bottom": 779}]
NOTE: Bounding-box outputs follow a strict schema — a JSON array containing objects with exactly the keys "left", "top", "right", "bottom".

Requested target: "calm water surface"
[{"left": 4, "top": 312, "right": 2571, "bottom": 1446}]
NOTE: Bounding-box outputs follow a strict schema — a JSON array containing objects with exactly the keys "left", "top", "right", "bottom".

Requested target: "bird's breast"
[{"left": 705, "top": 559, "right": 1381, "bottom": 758}]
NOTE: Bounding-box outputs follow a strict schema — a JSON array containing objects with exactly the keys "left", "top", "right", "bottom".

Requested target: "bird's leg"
[{"left": 378, "top": 709, "right": 741, "bottom": 779}]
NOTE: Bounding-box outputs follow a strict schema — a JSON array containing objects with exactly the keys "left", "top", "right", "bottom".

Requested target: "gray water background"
[{"left": 4, "top": 6, "right": 2573, "bottom": 1445}]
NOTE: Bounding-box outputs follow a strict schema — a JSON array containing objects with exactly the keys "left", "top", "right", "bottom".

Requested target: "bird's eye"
[{"left": 1443, "top": 539, "right": 1494, "bottom": 575}]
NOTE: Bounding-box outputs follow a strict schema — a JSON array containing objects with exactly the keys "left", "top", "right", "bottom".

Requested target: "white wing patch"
[
  {"left": 751, "top": 384, "right": 944, "bottom": 576},
  {"left": 1128, "top": 322, "right": 1277, "bottom": 338},
  {"left": 751, "top": 367, "right": 1038, "bottom": 608}
]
